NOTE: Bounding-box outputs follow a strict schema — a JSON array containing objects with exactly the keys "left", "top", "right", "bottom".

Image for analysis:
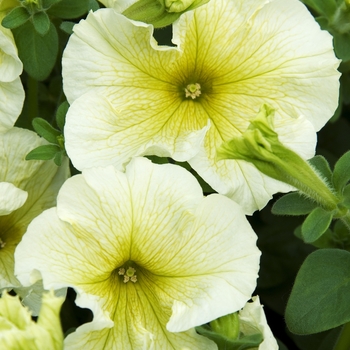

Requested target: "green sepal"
[
  {"left": 47, "top": 0, "right": 90, "bottom": 19},
  {"left": 13, "top": 21, "right": 58, "bottom": 81},
  {"left": 32, "top": 11, "right": 50, "bottom": 35},
  {"left": 332, "top": 151, "right": 350, "bottom": 193},
  {"left": 301, "top": 207, "right": 333, "bottom": 243},
  {"left": 272, "top": 192, "right": 317, "bottom": 216},
  {"left": 196, "top": 324, "right": 263, "bottom": 350},
  {"left": 59, "top": 21, "right": 74, "bottom": 35},
  {"left": 32, "top": 118, "right": 61, "bottom": 144},
  {"left": 26, "top": 144, "right": 61, "bottom": 161},
  {"left": 308, "top": 155, "right": 333, "bottom": 184},
  {"left": 286, "top": 249, "right": 350, "bottom": 334},
  {"left": 55, "top": 101, "right": 69, "bottom": 130},
  {"left": 1, "top": 6, "right": 30, "bottom": 29},
  {"left": 210, "top": 313, "right": 240, "bottom": 341}
]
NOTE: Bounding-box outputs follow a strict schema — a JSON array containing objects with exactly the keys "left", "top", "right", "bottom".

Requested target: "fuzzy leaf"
[
  {"left": 308, "top": 155, "right": 332, "bottom": 184},
  {"left": 286, "top": 249, "right": 350, "bottom": 334},
  {"left": 32, "top": 118, "right": 61, "bottom": 144},
  {"left": 32, "top": 11, "right": 51, "bottom": 36},
  {"left": 26, "top": 145, "right": 61, "bottom": 161},
  {"left": 332, "top": 151, "right": 350, "bottom": 192},
  {"left": 13, "top": 21, "right": 58, "bottom": 81},
  {"left": 272, "top": 192, "right": 317, "bottom": 216},
  {"left": 1, "top": 6, "right": 30, "bottom": 29},
  {"left": 55, "top": 101, "right": 69, "bottom": 131},
  {"left": 301, "top": 207, "right": 333, "bottom": 243},
  {"left": 47, "top": 0, "right": 90, "bottom": 19}
]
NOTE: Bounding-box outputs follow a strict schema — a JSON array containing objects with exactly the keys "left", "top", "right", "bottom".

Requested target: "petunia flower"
[
  {"left": 15, "top": 157, "right": 260, "bottom": 349},
  {"left": 62, "top": 0, "right": 340, "bottom": 214},
  {"left": 0, "top": 8, "right": 25, "bottom": 132},
  {"left": 238, "top": 296, "right": 278, "bottom": 350},
  {"left": 0, "top": 127, "right": 70, "bottom": 290},
  {"left": 0, "top": 290, "right": 64, "bottom": 350}
]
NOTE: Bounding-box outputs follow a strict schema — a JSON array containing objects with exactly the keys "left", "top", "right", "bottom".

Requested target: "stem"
[
  {"left": 333, "top": 322, "right": 350, "bottom": 350},
  {"left": 27, "top": 75, "right": 38, "bottom": 123}
]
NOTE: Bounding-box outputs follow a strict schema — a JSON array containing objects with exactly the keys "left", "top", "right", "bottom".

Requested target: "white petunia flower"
[
  {"left": 0, "top": 127, "right": 70, "bottom": 290},
  {"left": 15, "top": 157, "right": 260, "bottom": 349},
  {"left": 62, "top": 0, "right": 340, "bottom": 214},
  {"left": 239, "top": 296, "right": 278, "bottom": 350},
  {"left": 0, "top": 9, "right": 25, "bottom": 132}
]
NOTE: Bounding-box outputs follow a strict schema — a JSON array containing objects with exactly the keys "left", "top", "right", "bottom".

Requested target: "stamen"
[
  {"left": 0, "top": 239, "right": 6, "bottom": 249},
  {"left": 185, "top": 83, "right": 201, "bottom": 99},
  {"left": 119, "top": 266, "right": 138, "bottom": 283}
]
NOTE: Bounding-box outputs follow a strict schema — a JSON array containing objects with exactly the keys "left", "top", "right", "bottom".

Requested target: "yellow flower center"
[
  {"left": 184, "top": 83, "right": 201, "bottom": 99},
  {"left": 118, "top": 266, "right": 137, "bottom": 283}
]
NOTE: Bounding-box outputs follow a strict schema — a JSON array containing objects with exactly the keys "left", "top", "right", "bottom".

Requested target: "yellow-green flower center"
[
  {"left": 184, "top": 83, "right": 201, "bottom": 99},
  {"left": 118, "top": 266, "right": 137, "bottom": 283}
]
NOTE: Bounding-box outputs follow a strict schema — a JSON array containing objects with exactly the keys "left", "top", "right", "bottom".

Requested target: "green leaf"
[
  {"left": 59, "top": 21, "right": 75, "bottom": 35},
  {"left": 286, "top": 249, "right": 350, "bottom": 334},
  {"left": 55, "top": 101, "right": 69, "bottom": 131},
  {"left": 301, "top": 0, "right": 337, "bottom": 17},
  {"left": 333, "top": 32, "right": 350, "bottom": 62},
  {"left": 1, "top": 6, "right": 30, "bottom": 29},
  {"left": 47, "top": 0, "right": 90, "bottom": 19},
  {"left": 301, "top": 207, "right": 333, "bottom": 243},
  {"left": 332, "top": 151, "right": 350, "bottom": 192},
  {"left": 13, "top": 21, "right": 58, "bottom": 81},
  {"left": 196, "top": 325, "right": 263, "bottom": 350},
  {"left": 32, "top": 11, "right": 50, "bottom": 35},
  {"left": 88, "top": 0, "right": 100, "bottom": 11},
  {"left": 272, "top": 192, "right": 317, "bottom": 216},
  {"left": 26, "top": 145, "right": 61, "bottom": 161},
  {"left": 53, "top": 150, "right": 64, "bottom": 166},
  {"left": 342, "top": 184, "right": 350, "bottom": 208},
  {"left": 32, "top": 118, "right": 61, "bottom": 144},
  {"left": 308, "top": 155, "right": 333, "bottom": 184},
  {"left": 42, "top": 0, "right": 62, "bottom": 9}
]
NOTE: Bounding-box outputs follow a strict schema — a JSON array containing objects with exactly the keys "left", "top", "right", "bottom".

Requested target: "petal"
[
  {"left": 0, "top": 23, "right": 23, "bottom": 82},
  {"left": 0, "top": 182, "right": 27, "bottom": 216},
  {"left": 65, "top": 91, "right": 209, "bottom": 171},
  {"left": 239, "top": 296, "right": 278, "bottom": 350},
  {"left": 0, "top": 78, "right": 25, "bottom": 133}
]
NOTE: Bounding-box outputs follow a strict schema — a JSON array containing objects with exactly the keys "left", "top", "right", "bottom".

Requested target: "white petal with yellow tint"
[
  {"left": 15, "top": 158, "right": 260, "bottom": 349},
  {"left": 65, "top": 91, "right": 209, "bottom": 170},
  {"left": 0, "top": 127, "right": 70, "bottom": 289},
  {"left": 0, "top": 16, "right": 24, "bottom": 132},
  {"left": 239, "top": 296, "right": 278, "bottom": 350},
  {"left": 0, "top": 182, "right": 27, "bottom": 216}
]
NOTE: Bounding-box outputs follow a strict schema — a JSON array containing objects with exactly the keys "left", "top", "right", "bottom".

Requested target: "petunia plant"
[{"left": 1, "top": 0, "right": 350, "bottom": 348}]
